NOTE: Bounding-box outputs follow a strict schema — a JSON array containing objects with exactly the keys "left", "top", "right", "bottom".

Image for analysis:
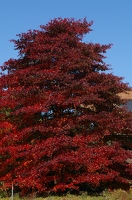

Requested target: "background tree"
[{"left": 0, "top": 18, "right": 132, "bottom": 196}]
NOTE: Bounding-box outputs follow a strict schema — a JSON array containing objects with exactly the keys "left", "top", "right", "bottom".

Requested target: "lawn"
[{"left": 0, "top": 189, "right": 132, "bottom": 200}]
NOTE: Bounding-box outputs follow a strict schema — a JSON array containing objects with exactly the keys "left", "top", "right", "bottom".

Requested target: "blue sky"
[{"left": 0, "top": 0, "right": 132, "bottom": 86}]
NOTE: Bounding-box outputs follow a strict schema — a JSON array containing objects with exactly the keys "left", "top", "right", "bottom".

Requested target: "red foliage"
[{"left": 0, "top": 18, "right": 132, "bottom": 195}]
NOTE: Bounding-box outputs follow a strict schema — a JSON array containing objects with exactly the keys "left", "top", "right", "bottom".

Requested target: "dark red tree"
[{"left": 0, "top": 18, "right": 132, "bottom": 196}]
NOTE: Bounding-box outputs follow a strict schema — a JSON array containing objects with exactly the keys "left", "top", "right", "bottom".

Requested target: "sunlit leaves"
[{"left": 0, "top": 18, "right": 132, "bottom": 196}]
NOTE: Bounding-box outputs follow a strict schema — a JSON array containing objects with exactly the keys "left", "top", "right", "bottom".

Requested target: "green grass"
[{"left": 0, "top": 189, "right": 132, "bottom": 200}]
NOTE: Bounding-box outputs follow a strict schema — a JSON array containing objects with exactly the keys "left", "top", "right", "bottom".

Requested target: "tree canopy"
[{"left": 0, "top": 18, "right": 132, "bottom": 196}]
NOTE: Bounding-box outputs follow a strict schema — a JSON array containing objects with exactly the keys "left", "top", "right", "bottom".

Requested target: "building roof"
[
  {"left": 119, "top": 89, "right": 132, "bottom": 112},
  {"left": 119, "top": 90, "right": 132, "bottom": 100}
]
